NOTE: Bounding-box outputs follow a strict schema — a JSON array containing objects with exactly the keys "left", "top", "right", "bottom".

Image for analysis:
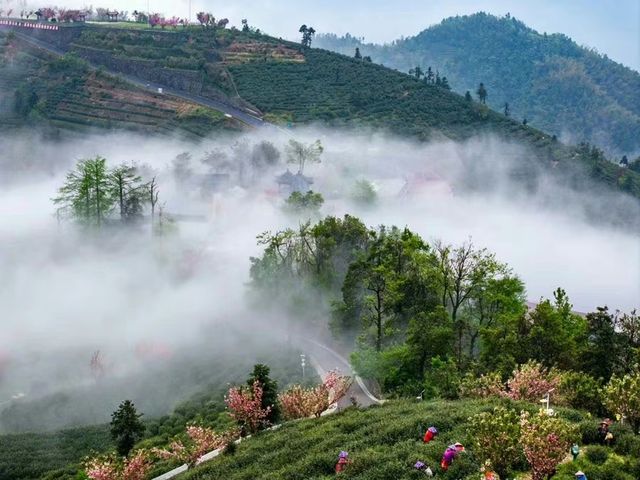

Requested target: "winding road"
[
  {"left": 9, "top": 29, "right": 270, "bottom": 129},
  {"left": 295, "top": 337, "right": 383, "bottom": 409}
]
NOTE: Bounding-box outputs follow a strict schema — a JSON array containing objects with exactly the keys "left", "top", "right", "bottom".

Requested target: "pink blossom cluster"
[
  {"left": 520, "top": 411, "right": 575, "bottom": 480},
  {"left": 152, "top": 425, "right": 238, "bottom": 465},
  {"left": 85, "top": 451, "right": 150, "bottom": 480},
  {"left": 278, "top": 370, "right": 351, "bottom": 420},
  {"left": 504, "top": 361, "right": 560, "bottom": 402},
  {"left": 225, "top": 380, "right": 271, "bottom": 433}
]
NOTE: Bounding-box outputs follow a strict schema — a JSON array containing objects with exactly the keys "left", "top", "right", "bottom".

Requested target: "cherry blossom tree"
[
  {"left": 278, "top": 370, "right": 351, "bottom": 420},
  {"left": 85, "top": 450, "right": 150, "bottom": 480},
  {"left": 504, "top": 361, "right": 560, "bottom": 402},
  {"left": 225, "top": 380, "right": 271, "bottom": 434},
  {"left": 152, "top": 425, "right": 238, "bottom": 466},
  {"left": 520, "top": 411, "right": 577, "bottom": 480}
]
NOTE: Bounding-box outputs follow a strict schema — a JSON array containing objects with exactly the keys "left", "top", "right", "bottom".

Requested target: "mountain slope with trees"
[
  {"left": 2, "top": 20, "right": 640, "bottom": 207},
  {"left": 315, "top": 12, "right": 640, "bottom": 159}
]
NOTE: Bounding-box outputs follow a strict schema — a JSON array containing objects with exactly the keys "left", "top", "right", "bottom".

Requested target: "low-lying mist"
[{"left": 0, "top": 126, "right": 638, "bottom": 431}]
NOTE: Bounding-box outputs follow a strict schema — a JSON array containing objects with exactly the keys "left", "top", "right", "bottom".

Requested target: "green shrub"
[
  {"left": 579, "top": 419, "right": 601, "bottom": 444},
  {"left": 585, "top": 445, "right": 609, "bottom": 465},
  {"left": 613, "top": 433, "right": 640, "bottom": 457}
]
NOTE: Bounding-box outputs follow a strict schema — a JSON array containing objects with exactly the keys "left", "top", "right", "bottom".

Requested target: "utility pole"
[{"left": 300, "top": 354, "right": 306, "bottom": 379}]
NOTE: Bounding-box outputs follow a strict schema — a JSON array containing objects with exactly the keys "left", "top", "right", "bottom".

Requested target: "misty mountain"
[
  {"left": 315, "top": 12, "right": 640, "bottom": 159},
  {"left": 1, "top": 22, "right": 639, "bottom": 205}
]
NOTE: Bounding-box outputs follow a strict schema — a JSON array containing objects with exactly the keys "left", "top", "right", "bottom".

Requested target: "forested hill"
[
  {"left": 315, "top": 12, "right": 640, "bottom": 159},
  {"left": 2, "top": 22, "right": 640, "bottom": 205}
]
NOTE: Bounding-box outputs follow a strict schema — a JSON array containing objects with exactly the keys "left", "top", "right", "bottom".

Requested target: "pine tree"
[
  {"left": 465, "top": 91, "right": 472, "bottom": 102},
  {"left": 247, "top": 364, "right": 280, "bottom": 423},
  {"left": 354, "top": 47, "right": 362, "bottom": 60},
  {"left": 110, "top": 400, "right": 145, "bottom": 457}
]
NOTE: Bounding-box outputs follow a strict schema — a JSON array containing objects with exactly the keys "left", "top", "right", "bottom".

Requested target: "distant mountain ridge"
[{"left": 316, "top": 12, "right": 640, "bottom": 158}]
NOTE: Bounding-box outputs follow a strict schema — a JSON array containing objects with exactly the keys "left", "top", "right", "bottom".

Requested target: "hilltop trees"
[
  {"left": 110, "top": 401, "right": 145, "bottom": 457},
  {"left": 477, "top": 82, "right": 488, "bottom": 104},
  {"left": 299, "top": 25, "right": 316, "bottom": 48},
  {"left": 409, "top": 66, "right": 424, "bottom": 80}
]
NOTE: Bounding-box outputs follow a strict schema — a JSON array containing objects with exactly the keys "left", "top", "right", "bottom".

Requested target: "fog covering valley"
[{"left": 0, "top": 126, "right": 638, "bottom": 432}]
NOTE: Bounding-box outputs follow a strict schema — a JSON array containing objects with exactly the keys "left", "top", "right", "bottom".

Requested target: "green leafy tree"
[
  {"left": 469, "top": 406, "right": 523, "bottom": 479},
  {"left": 409, "top": 66, "right": 424, "bottom": 80},
  {"left": 285, "top": 139, "right": 323, "bottom": 174},
  {"left": 284, "top": 190, "right": 324, "bottom": 217},
  {"left": 247, "top": 364, "right": 280, "bottom": 424},
  {"left": 354, "top": 47, "right": 362, "bottom": 60},
  {"left": 583, "top": 306, "right": 628, "bottom": 380},
  {"left": 54, "top": 156, "right": 113, "bottom": 228},
  {"left": 299, "top": 25, "right": 315, "bottom": 48},
  {"left": 477, "top": 82, "right": 488, "bottom": 104},
  {"left": 406, "top": 306, "right": 453, "bottom": 377},
  {"left": 433, "top": 241, "right": 507, "bottom": 367},
  {"left": 351, "top": 179, "right": 377, "bottom": 206},
  {"left": 108, "top": 163, "right": 146, "bottom": 223},
  {"left": 110, "top": 400, "right": 145, "bottom": 457},
  {"left": 521, "top": 289, "right": 587, "bottom": 371},
  {"left": 603, "top": 370, "right": 640, "bottom": 433}
]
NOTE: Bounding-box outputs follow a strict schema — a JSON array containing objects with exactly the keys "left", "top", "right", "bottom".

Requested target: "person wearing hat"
[
  {"left": 440, "top": 443, "right": 464, "bottom": 470},
  {"left": 423, "top": 426, "right": 438, "bottom": 443},
  {"left": 597, "top": 420, "right": 609, "bottom": 444},
  {"left": 335, "top": 451, "right": 351, "bottom": 473},
  {"left": 575, "top": 470, "right": 587, "bottom": 480},
  {"left": 414, "top": 460, "right": 434, "bottom": 476}
]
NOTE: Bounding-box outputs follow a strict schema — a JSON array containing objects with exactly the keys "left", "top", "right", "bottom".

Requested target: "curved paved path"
[{"left": 10, "top": 30, "right": 270, "bottom": 129}]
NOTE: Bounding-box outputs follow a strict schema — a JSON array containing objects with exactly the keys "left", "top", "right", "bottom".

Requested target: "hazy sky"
[{"left": 21, "top": 0, "right": 637, "bottom": 70}]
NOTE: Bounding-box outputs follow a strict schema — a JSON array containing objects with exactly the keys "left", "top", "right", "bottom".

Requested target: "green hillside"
[
  {"left": 0, "top": 32, "right": 244, "bottom": 137},
  {"left": 316, "top": 12, "right": 640, "bottom": 159},
  {"left": 2, "top": 22, "right": 640, "bottom": 206},
  {"left": 179, "top": 398, "right": 640, "bottom": 480},
  {"left": 58, "top": 24, "right": 640, "bottom": 204}
]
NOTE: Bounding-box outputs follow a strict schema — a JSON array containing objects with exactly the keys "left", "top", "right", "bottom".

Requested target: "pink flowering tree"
[
  {"left": 40, "top": 7, "right": 56, "bottom": 20},
  {"left": 278, "top": 370, "right": 351, "bottom": 420},
  {"left": 503, "top": 361, "right": 560, "bottom": 402},
  {"left": 85, "top": 450, "right": 150, "bottom": 480},
  {"left": 225, "top": 380, "right": 271, "bottom": 434},
  {"left": 520, "top": 411, "right": 577, "bottom": 480},
  {"left": 148, "top": 13, "right": 162, "bottom": 28},
  {"left": 152, "top": 425, "right": 238, "bottom": 466}
]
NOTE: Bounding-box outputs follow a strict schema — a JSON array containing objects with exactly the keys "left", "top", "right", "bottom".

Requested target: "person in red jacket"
[
  {"left": 335, "top": 451, "right": 350, "bottom": 473},
  {"left": 423, "top": 426, "right": 438, "bottom": 443}
]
